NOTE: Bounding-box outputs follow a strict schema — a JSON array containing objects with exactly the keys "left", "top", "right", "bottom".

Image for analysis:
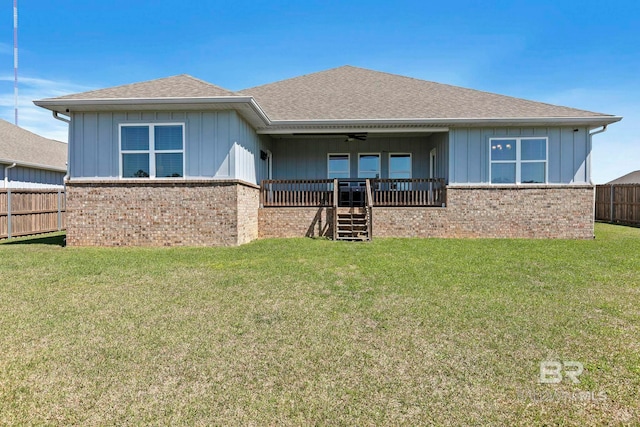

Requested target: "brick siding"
[
  {"left": 373, "top": 185, "right": 595, "bottom": 239},
  {"left": 67, "top": 183, "right": 594, "bottom": 246},
  {"left": 66, "top": 180, "right": 259, "bottom": 246},
  {"left": 258, "top": 207, "right": 334, "bottom": 238},
  {"left": 261, "top": 185, "right": 595, "bottom": 240}
]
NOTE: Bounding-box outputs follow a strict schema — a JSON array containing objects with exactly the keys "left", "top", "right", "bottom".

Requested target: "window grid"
[
  {"left": 490, "top": 137, "right": 548, "bottom": 184},
  {"left": 119, "top": 123, "right": 185, "bottom": 179}
]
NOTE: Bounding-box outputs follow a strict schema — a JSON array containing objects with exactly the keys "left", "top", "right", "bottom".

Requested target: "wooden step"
[{"left": 334, "top": 208, "right": 371, "bottom": 241}]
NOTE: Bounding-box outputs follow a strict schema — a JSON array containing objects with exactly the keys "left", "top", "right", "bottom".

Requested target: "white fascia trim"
[
  {"left": 266, "top": 116, "right": 623, "bottom": 127},
  {"left": 0, "top": 158, "right": 67, "bottom": 173},
  {"left": 34, "top": 97, "right": 272, "bottom": 126}
]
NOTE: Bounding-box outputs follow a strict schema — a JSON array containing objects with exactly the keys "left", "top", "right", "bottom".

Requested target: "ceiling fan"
[{"left": 292, "top": 132, "right": 368, "bottom": 141}]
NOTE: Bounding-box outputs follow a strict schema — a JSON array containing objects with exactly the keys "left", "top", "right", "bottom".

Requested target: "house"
[
  {"left": 606, "top": 170, "right": 640, "bottom": 185},
  {"left": 33, "top": 66, "right": 621, "bottom": 246},
  {"left": 0, "top": 119, "right": 67, "bottom": 188}
]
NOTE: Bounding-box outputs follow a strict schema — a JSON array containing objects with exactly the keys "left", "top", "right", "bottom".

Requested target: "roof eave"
[
  {"left": 256, "top": 116, "right": 622, "bottom": 133},
  {"left": 267, "top": 116, "right": 623, "bottom": 126},
  {"left": 33, "top": 96, "right": 272, "bottom": 127},
  {"left": 0, "top": 157, "right": 67, "bottom": 173}
]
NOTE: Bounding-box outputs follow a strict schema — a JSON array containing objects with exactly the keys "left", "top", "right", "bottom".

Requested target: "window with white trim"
[
  {"left": 328, "top": 153, "right": 350, "bottom": 179},
  {"left": 490, "top": 137, "right": 547, "bottom": 184},
  {"left": 358, "top": 153, "right": 380, "bottom": 178},
  {"left": 120, "top": 124, "right": 185, "bottom": 178},
  {"left": 389, "top": 153, "right": 412, "bottom": 179}
]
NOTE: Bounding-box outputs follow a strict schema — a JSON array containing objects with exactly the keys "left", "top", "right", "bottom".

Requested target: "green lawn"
[{"left": 1, "top": 224, "right": 639, "bottom": 426}]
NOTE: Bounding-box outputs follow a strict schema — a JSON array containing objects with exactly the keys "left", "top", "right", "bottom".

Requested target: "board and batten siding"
[
  {"left": 449, "top": 127, "right": 591, "bottom": 184},
  {"left": 270, "top": 133, "right": 448, "bottom": 180},
  {"left": 0, "top": 164, "right": 65, "bottom": 189},
  {"left": 69, "top": 110, "right": 271, "bottom": 185}
]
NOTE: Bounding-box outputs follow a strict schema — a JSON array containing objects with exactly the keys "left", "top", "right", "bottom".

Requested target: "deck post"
[{"left": 333, "top": 179, "right": 338, "bottom": 240}]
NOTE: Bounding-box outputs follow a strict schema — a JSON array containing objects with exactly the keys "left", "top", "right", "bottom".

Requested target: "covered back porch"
[
  {"left": 258, "top": 178, "right": 446, "bottom": 241},
  {"left": 257, "top": 130, "right": 449, "bottom": 240}
]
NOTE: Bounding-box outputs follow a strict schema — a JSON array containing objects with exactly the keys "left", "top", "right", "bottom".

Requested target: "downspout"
[
  {"left": 52, "top": 110, "right": 71, "bottom": 182},
  {"left": 587, "top": 125, "right": 608, "bottom": 185},
  {"left": 4, "top": 162, "right": 16, "bottom": 188},
  {"left": 52, "top": 111, "right": 71, "bottom": 243},
  {"left": 52, "top": 110, "right": 70, "bottom": 123},
  {"left": 588, "top": 125, "right": 609, "bottom": 235}
]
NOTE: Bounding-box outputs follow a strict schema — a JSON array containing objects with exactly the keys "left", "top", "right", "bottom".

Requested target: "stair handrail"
[
  {"left": 365, "top": 179, "right": 373, "bottom": 241},
  {"left": 365, "top": 179, "right": 373, "bottom": 209}
]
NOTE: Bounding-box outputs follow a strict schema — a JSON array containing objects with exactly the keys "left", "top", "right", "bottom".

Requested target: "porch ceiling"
[
  {"left": 257, "top": 124, "right": 449, "bottom": 136},
  {"left": 270, "top": 131, "right": 439, "bottom": 139}
]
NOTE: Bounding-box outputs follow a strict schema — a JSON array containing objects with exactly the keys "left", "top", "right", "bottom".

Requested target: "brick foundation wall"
[
  {"left": 259, "top": 185, "right": 594, "bottom": 240},
  {"left": 258, "top": 207, "right": 334, "bottom": 238},
  {"left": 66, "top": 180, "right": 259, "bottom": 247},
  {"left": 374, "top": 185, "right": 595, "bottom": 239}
]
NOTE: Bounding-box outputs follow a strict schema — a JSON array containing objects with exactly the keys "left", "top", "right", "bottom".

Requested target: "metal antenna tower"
[{"left": 13, "top": 0, "right": 18, "bottom": 125}]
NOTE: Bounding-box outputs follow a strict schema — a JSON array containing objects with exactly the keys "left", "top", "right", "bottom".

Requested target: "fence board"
[
  {"left": 0, "top": 189, "right": 66, "bottom": 239},
  {"left": 595, "top": 184, "right": 640, "bottom": 226}
]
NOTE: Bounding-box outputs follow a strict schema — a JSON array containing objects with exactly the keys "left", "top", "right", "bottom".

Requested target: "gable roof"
[
  {"left": 51, "top": 74, "right": 237, "bottom": 99},
  {"left": 240, "top": 65, "right": 613, "bottom": 121},
  {"left": 0, "top": 119, "right": 67, "bottom": 171},
  {"left": 607, "top": 170, "right": 640, "bottom": 184}
]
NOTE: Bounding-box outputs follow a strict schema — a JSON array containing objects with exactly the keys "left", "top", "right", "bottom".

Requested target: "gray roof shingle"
[
  {"left": 607, "top": 170, "right": 640, "bottom": 184},
  {"left": 0, "top": 119, "right": 67, "bottom": 170},
  {"left": 240, "top": 65, "right": 612, "bottom": 120},
  {"left": 36, "top": 66, "right": 617, "bottom": 125},
  {"left": 51, "top": 74, "right": 237, "bottom": 100}
]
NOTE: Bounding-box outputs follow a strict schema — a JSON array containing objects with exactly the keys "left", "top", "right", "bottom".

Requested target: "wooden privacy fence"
[
  {"left": 595, "top": 184, "right": 640, "bottom": 226},
  {"left": 0, "top": 189, "right": 66, "bottom": 239}
]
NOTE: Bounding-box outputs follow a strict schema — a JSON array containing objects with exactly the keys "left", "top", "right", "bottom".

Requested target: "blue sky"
[{"left": 0, "top": 0, "right": 638, "bottom": 183}]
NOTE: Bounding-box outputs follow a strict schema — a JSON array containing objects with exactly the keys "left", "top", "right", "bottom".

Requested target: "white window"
[
  {"left": 490, "top": 137, "right": 547, "bottom": 184},
  {"left": 328, "top": 153, "right": 350, "bottom": 179},
  {"left": 389, "top": 153, "right": 412, "bottom": 179},
  {"left": 358, "top": 153, "right": 380, "bottom": 179},
  {"left": 120, "top": 123, "right": 185, "bottom": 178}
]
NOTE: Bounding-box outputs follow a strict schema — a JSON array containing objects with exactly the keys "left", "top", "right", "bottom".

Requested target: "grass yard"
[{"left": 1, "top": 224, "right": 639, "bottom": 426}]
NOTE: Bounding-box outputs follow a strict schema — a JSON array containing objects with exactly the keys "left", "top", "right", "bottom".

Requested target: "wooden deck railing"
[
  {"left": 260, "top": 179, "right": 335, "bottom": 207},
  {"left": 261, "top": 178, "right": 446, "bottom": 207},
  {"left": 372, "top": 178, "right": 446, "bottom": 206}
]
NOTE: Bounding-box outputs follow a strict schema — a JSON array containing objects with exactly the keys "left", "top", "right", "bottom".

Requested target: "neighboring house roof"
[
  {"left": 34, "top": 65, "right": 621, "bottom": 131},
  {"left": 51, "top": 74, "right": 237, "bottom": 99},
  {"left": 606, "top": 170, "right": 640, "bottom": 184},
  {"left": 0, "top": 119, "right": 67, "bottom": 171}
]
